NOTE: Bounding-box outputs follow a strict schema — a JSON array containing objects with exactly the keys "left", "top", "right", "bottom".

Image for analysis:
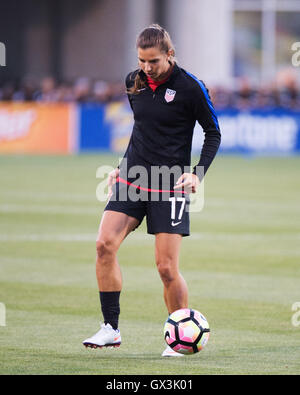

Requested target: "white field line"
[
  {"left": 0, "top": 234, "right": 98, "bottom": 242},
  {"left": 0, "top": 232, "right": 300, "bottom": 242},
  {"left": 0, "top": 204, "right": 101, "bottom": 215},
  {"left": 0, "top": 191, "right": 96, "bottom": 203}
]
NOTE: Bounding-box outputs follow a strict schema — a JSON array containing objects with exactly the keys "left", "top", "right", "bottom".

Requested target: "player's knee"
[
  {"left": 96, "top": 238, "right": 117, "bottom": 260},
  {"left": 156, "top": 259, "right": 176, "bottom": 284}
]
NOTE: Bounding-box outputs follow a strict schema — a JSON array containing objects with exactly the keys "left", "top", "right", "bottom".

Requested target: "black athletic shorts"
[{"left": 105, "top": 177, "right": 190, "bottom": 237}]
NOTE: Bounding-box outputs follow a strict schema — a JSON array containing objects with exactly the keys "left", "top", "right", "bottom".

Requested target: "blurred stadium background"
[
  {"left": 1, "top": 0, "right": 300, "bottom": 154},
  {"left": 1, "top": 0, "right": 300, "bottom": 375}
]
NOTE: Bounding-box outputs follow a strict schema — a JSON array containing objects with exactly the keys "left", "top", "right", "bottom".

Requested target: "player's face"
[{"left": 138, "top": 47, "right": 171, "bottom": 81}]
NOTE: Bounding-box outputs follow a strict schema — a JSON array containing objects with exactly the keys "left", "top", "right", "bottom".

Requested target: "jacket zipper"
[{"left": 150, "top": 82, "right": 167, "bottom": 99}]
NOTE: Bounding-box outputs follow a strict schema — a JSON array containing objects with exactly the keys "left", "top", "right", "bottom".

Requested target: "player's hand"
[
  {"left": 108, "top": 168, "right": 120, "bottom": 199},
  {"left": 174, "top": 173, "right": 200, "bottom": 194}
]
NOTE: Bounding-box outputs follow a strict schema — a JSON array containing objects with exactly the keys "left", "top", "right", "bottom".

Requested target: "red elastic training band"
[{"left": 116, "top": 177, "right": 187, "bottom": 194}]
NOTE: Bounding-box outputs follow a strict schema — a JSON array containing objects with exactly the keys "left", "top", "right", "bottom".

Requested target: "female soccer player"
[{"left": 83, "top": 24, "right": 221, "bottom": 357}]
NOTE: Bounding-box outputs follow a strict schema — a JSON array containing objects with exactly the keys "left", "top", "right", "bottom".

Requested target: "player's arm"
[
  {"left": 174, "top": 80, "right": 221, "bottom": 193},
  {"left": 191, "top": 80, "right": 221, "bottom": 180}
]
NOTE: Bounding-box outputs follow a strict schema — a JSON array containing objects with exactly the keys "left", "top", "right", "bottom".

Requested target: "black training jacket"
[{"left": 124, "top": 63, "right": 221, "bottom": 177}]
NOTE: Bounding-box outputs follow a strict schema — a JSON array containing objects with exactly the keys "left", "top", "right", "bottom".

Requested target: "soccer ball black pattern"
[{"left": 164, "top": 308, "right": 210, "bottom": 354}]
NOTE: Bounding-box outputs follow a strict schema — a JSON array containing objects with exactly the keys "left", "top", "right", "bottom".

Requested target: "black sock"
[{"left": 99, "top": 291, "right": 120, "bottom": 330}]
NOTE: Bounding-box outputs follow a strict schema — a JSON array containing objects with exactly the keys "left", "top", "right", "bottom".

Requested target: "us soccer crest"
[{"left": 165, "top": 88, "right": 176, "bottom": 103}]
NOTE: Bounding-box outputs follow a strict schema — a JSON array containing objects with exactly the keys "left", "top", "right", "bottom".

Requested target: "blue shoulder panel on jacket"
[{"left": 184, "top": 71, "right": 220, "bottom": 130}]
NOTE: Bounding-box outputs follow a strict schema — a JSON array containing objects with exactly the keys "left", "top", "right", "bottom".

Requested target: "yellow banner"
[{"left": 0, "top": 103, "right": 73, "bottom": 154}]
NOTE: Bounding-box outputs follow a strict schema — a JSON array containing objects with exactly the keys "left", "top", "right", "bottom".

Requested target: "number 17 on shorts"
[{"left": 169, "top": 197, "right": 187, "bottom": 227}]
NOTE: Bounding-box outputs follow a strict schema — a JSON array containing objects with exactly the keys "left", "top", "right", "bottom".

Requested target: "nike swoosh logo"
[{"left": 171, "top": 221, "right": 182, "bottom": 227}]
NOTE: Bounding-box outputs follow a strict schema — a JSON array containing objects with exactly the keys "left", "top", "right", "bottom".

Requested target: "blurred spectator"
[
  {"left": 255, "top": 82, "right": 278, "bottom": 110},
  {"left": 34, "top": 76, "right": 59, "bottom": 102},
  {"left": 275, "top": 68, "right": 300, "bottom": 110},
  {"left": 93, "top": 80, "right": 112, "bottom": 103},
  {"left": 232, "top": 77, "right": 260, "bottom": 110},
  {"left": 0, "top": 82, "right": 15, "bottom": 101},
  {"left": 12, "top": 78, "right": 36, "bottom": 101},
  {"left": 210, "top": 85, "right": 233, "bottom": 110},
  {"left": 0, "top": 68, "right": 299, "bottom": 109},
  {"left": 73, "top": 77, "right": 94, "bottom": 103},
  {"left": 55, "top": 82, "right": 75, "bottom": 102},
  {"left": 111, "top": 82, "right": 127, "bottom": 102}
]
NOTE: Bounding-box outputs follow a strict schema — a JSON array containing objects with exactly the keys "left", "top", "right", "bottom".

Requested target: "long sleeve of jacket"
[{"left": 191, "top": 79, "right": 221, "bottom": 179}]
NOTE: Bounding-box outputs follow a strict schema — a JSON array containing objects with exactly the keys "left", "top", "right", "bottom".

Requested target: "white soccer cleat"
[
  {"left": 83, "top": 323, "right": 121, "bottom": 349},
  {"left": 162, "top": 345, "right": 184, "bottom": 357}
]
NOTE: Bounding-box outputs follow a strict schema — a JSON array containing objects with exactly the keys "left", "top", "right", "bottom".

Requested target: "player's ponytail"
[{"left": 127, "top": 24, "right": 176, "bottom": 95}]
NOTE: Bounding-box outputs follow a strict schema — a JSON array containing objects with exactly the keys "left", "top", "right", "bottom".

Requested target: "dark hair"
[{"left": 127, "top": 24, "right": 176, "bottom": 95}]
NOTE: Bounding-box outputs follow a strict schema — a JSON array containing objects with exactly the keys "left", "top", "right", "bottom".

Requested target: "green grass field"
[{"left": 0, "top": 154, "right": 300, "bottom": 375}]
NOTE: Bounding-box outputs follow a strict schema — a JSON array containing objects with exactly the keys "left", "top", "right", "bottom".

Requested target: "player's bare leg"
[
  {"left": 83, "top": 210, "right": 139, "bottom": 349},
  {"left": 96, "top": 210, "right": 139, "bottom": 292},
  {"left": 155, "top": 233, "right": 187, "bottom": 357},
  {"left": 155, "top": 233, "right": 188, "bottom": 314}
]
